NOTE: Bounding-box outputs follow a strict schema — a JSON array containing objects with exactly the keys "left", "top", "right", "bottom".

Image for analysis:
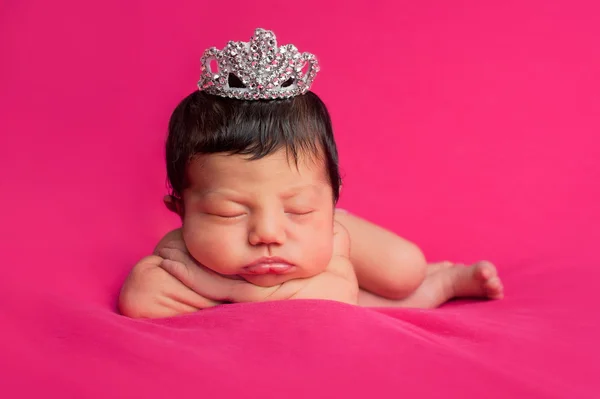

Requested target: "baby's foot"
[
  {"left": 445, "top": 261, "right": 504, "bottom": 300},
  {"left": 389, "top": 261, "right": 504, "bottom": 309}
]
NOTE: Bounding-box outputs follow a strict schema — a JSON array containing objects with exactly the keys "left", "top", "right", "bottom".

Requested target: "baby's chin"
[{"left": 239, "top": 272, "right": 305, "bottom": 287}]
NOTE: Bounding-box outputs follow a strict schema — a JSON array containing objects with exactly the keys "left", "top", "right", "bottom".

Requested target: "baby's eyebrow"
[
  {"left": 197, "top": 189, "right": 248, "bottom": 201},
  {"left": 279, "top": 184, "right": 320, "bottom": 199}
]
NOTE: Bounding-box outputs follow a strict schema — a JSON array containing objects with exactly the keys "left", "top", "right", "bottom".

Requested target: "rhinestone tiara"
[{"left": 197, "top": 28, "right": 320, "bottom": 100}]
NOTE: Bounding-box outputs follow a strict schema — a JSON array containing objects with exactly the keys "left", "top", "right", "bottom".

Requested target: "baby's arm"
[
  {"left": 118, "top": 255, "right": 222, "bottom": 318},
  {"left": 119, "top": 252, "right": 288, "bottom": 318},
  {"left": 119, "top": 230, "right": 275, "bottom": 317},
  {"left": 334, "top": 209, "right": 427, "bottom": 299},
  {"left": 157, "top": 221, "right": 358, "bottom": 305},
  {"left": 120, "top": 221, "right": 357, "bottom": 318}
]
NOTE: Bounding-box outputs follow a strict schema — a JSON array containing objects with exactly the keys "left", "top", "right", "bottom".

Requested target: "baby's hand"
[
  {"left": 118, "top": 255, "right": 222, "bottom": 318},
  {"left": 153, "top": 223, "right": 358, "bottom": 307},
  {"left": 158, "top": 243, "right": 283, "bottom": 303}
]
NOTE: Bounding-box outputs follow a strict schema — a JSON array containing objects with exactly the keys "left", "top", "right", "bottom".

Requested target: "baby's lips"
[{"left": 243, "top": 263, "right": 294, "bottom": 275}]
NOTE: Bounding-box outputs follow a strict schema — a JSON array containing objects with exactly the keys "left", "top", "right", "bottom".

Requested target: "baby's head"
[{"left": 164, "top": 90, "right": 341, "bottom": 287}]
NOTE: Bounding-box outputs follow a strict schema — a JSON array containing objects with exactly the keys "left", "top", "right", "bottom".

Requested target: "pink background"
[
  {"left": 2, "top": 0, "right": 598, "bottom": 303},
  {"left": 1, "top": 0, "right": 599, "bottom": 397}
]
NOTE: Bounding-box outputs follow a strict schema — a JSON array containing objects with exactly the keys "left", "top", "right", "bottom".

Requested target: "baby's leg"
[
  {"left": 358, "top": 261, "right": 504, "bottom": 308},
  {"left": 334, "top": 209, "right": 427, "bottom": 299}
]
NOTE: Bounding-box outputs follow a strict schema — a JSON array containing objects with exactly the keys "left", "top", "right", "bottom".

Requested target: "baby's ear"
[{"left": 163, "top": 195, "right": 183, "bottom": 216}]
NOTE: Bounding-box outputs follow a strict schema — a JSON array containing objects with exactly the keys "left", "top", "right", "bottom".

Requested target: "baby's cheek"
[
  {"left": 182, "top": 223, "right": 240, "bottom": 273},
  {"left": 302, "top": 232, "right": 334, "bottom": 273}
]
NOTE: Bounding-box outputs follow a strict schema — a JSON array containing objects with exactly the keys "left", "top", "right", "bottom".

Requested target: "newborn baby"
[{"left": 118, "top": 90, "right": 503, "bottom": 318}]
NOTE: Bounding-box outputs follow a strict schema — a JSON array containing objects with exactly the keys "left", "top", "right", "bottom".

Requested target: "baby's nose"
[{"left": 248, "top": 214, "right": 286, "bottom": 246}]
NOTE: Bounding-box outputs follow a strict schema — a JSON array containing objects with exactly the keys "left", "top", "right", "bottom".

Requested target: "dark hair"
[{"left": 165, "top": 90, "right": 341, "bottom": 203}]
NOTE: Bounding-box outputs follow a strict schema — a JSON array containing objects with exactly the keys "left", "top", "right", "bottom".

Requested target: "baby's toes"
[
  {"left": 474, "top": 260, "right": 498, "bottom": 280},
  {"left": 484, "top": 276, "right": 504, "bottom": 299},
  {"left": 472, "top": 261, "right": 503, "bottom": 300}
]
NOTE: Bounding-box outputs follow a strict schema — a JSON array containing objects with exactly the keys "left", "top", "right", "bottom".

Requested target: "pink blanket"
[{"left": 1, "top": 1, "right": 598, "bottom": 397}]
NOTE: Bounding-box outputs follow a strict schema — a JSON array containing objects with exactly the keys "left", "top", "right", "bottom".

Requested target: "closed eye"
[
  {"left": 285, "top": 210, "right": 314, "bottom": 216},
  {"left": 207, "top": 212, "right": 246, "bottom": 219}
]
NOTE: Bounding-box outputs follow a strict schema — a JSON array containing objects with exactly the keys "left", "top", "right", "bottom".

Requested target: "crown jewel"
[{"left": 197, "top": 28, "right": 320, "bottom": 100}]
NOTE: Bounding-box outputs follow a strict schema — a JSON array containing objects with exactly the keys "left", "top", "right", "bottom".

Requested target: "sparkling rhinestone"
[{"left": 197, "top": 29, "right": 320, "bottom": 100}]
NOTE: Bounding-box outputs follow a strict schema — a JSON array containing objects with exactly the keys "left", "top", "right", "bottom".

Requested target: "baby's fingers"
[
  {"left": 160, "top": 258, "right": 220, "bottom": 300},
  {"left": 158, "top": 247, "right": 196, "bottom": 266},
  {"left": 160, "top": 259, "right": 194, "bottom": 287},
  {"left": 160, "top": 258, "right": 228, "bottom": 300}
]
